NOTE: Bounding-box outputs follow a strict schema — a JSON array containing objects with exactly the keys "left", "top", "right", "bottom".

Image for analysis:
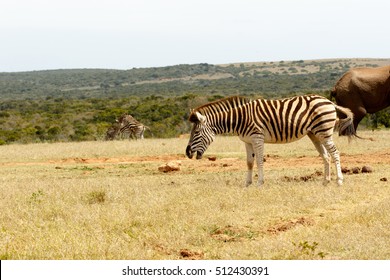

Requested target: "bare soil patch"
[
  {"left": 282, "top": 171, "right": 323, "bottom": 182},
  {"left": 2, "top": 150, "right": 390, "bottom": 174}
]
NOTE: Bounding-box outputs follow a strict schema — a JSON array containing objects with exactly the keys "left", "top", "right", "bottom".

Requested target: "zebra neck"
[{"left": 207, "top": 109, "right": 246, "bottom": 135}]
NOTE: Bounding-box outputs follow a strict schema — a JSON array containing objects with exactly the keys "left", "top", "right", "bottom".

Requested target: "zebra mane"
[{"left": 190, "top": 96, "right": 251, "bottom": 122}]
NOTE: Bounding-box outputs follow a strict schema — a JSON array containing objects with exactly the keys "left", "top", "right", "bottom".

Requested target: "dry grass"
[{"left": 1, "top": 131, "right": 390, "bottom": 259}]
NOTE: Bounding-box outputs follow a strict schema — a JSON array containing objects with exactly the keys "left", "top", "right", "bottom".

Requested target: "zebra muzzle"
[
  {"left": 186, "top": 146, "right": 203, "bottom": 159},
  {"left": 186, "top": 145, "right": 194, "bottom": 159}
]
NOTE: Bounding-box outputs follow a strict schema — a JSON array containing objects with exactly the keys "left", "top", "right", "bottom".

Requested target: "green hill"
[
  {"left": 2, "top": 58, "right": 389, "bottom": 100},
  {"left": 0, "top": 58, "right": 389, "bottom": 144}
]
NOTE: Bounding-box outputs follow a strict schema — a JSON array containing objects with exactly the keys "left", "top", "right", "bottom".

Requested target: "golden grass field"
[{"left": 1, "top": 130, "right": 389, "bottom": 260}]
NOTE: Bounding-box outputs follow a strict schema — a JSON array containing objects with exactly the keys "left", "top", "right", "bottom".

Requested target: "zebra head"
[{"left": 186, "top": 111, "right": 216, "bottom": 159}]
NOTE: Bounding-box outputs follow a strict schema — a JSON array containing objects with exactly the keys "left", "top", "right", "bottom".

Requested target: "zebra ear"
[
  {"left": 195, "top": 112, "right": 206, "bottom": 124},
  {"left": 189, "top": 110, "right": 206, "bottom": 123}
]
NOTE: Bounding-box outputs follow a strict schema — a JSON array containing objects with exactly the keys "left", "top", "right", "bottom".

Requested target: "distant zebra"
[
  {"left": 186, "top": 95, "right": 356, "bottom": 187},
  {"left": 105, "top": 114, "right": 149, "bottom": 140},
  {"left": 116, "top": 114, "right": 149, "bottom": 140}
]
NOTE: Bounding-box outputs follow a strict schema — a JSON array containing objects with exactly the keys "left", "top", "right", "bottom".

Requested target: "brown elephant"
[{"left": 331, "top": 65, "right": 390, "bottom": 131}]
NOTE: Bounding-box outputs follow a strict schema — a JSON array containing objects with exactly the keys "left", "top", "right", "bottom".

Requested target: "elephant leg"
[{"left": 352, "top": 108, "right": 367, "bottom": 131}]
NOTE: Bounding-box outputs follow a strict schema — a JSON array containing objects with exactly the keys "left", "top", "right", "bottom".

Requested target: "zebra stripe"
[{"left": 186, "top": 95, "right": 356, "bottom": 187}]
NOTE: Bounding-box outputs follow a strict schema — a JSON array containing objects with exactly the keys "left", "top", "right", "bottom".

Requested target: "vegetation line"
[{"left": 1, "top": 58, "right": 389, "bottom": 144}]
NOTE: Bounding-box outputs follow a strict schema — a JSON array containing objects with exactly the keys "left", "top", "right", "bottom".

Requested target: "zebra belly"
[
  {"left": 263, "top": 129, "right": 307, "bottom": 143},
  {"left": 238, "top": 129, "right": 307, "bottom": 144}
]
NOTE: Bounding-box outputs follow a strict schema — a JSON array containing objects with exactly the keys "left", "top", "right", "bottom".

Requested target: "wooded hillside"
[{"left": 1, "top": 58, "right": 389, "bottom": 144}]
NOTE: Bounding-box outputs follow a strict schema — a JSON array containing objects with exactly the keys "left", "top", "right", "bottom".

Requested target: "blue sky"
[{"left": 1, "top": 0, "right": 389, "bottom": 72}]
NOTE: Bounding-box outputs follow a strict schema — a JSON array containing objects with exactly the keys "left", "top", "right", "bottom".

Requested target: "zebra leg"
[
  {"left": 251, "top": 134, "right": 265, "bottom": 187},
  {"left": 322, "top": 138, "right": 343, "bottom": 186},
  {"left": 244, "top": 143, "right": 255, "bottom": 187},
  {"left": 308, "top": 133, "right": 331, "bottom": 185}
]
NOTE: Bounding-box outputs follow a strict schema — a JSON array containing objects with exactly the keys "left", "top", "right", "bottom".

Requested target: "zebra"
[
  {"left": 116, "top": 114, "right": 149, "bottom": 140},
  {"left": 185, "top": 95, "right": 357, "bottom": 187}
]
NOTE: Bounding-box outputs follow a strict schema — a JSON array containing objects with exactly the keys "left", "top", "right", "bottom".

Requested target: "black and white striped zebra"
[
  {"left": 116, "top": 114, "right": 149, "bottom": 140},
  {"left": 185, "top": 95, "right": 356, "bottom": 187}
]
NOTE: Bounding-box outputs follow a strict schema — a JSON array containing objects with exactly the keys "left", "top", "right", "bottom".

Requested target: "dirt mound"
[
  {"left": 158, "top": 161, "right": 181, "bottom": 172},
  {"left": 342, "top": 165, "right": 374, "bottom": 174},
  {"left": 282, "top": 171, "right": 323, "bottom": 182},
  {"left": 267, "top": 217, "right": 314, "bottom": 235},
  {"left": 179, "top": 249, "right": 204, "bottom": 260},
  {"left": 210, "top": 225, "right": 256, "bottom": 242}
]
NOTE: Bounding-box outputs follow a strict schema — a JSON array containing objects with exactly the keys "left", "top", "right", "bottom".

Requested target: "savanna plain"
[{"left": 1, "top": 130, "right": 390, "bottom": 260}]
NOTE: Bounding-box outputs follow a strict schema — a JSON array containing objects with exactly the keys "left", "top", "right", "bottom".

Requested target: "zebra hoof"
[
  {"left": 322, "top": 180, "right": 330, "bottom": 186},
  {"left": 337, "top": 179, "right": 343, "bottom": 186}
]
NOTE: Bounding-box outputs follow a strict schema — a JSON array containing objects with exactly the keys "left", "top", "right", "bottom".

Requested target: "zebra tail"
[{"left": 334, "top": 105, "right": 357, "bottom": 140}]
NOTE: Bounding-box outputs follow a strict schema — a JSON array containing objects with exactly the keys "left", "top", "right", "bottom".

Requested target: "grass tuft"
[{"left": 86, "top": 190, "right": 106, "bottom": 204}]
